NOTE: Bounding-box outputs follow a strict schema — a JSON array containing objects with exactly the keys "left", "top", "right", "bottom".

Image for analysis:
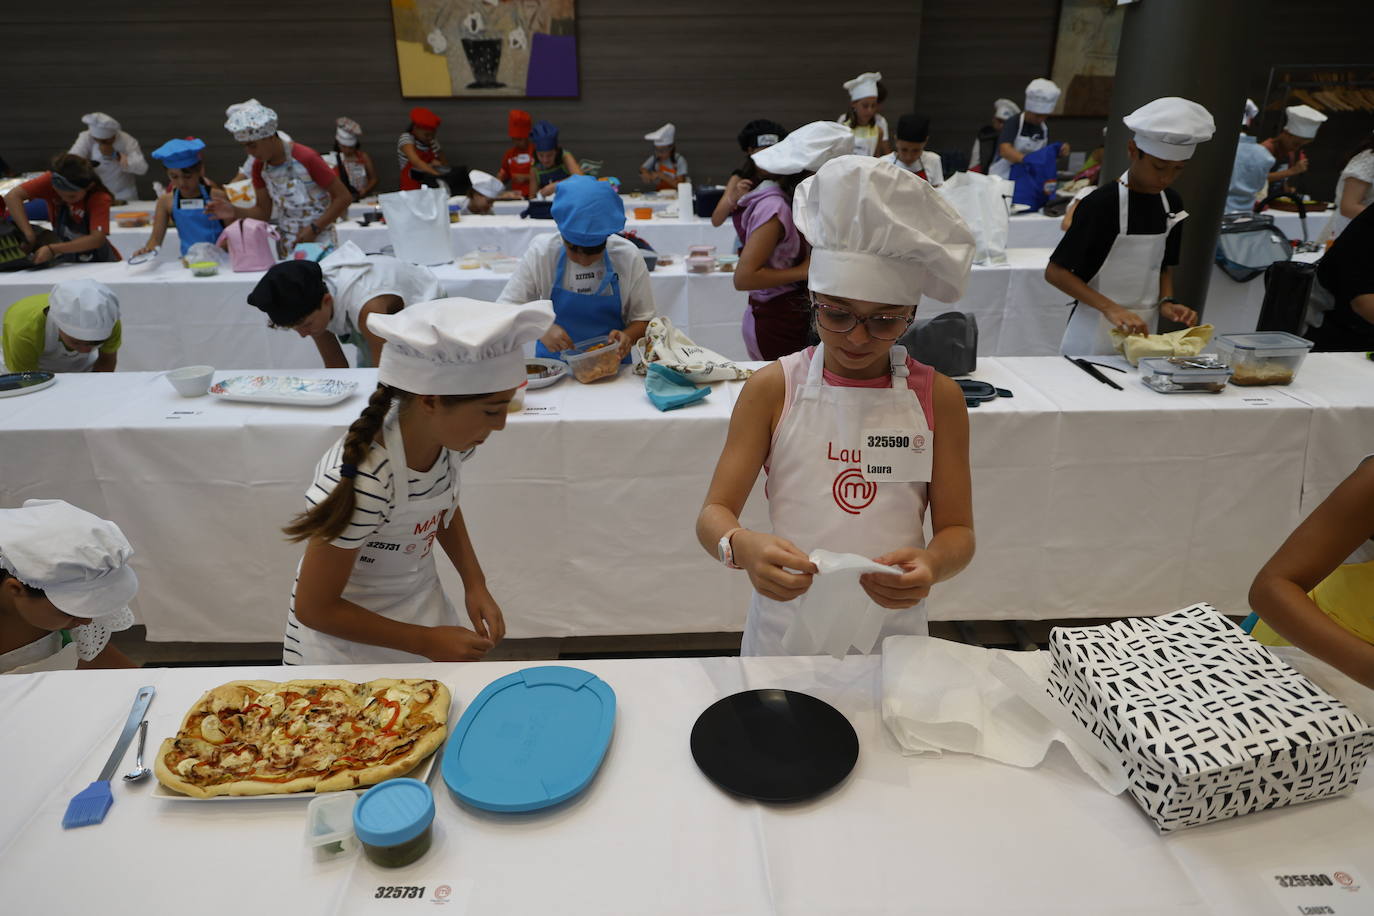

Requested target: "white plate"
[
  {"left": 210, "top": 376, "right": 358, "bottom": 406},
  {"left": 524, "top": 358, "right": 567, "bottom": 390},
  {"left": 0, "top": 372, "right": 56, "bottom": 398},
  {"left": 153, "top": 745, "right": 442, "bottom": 802}
]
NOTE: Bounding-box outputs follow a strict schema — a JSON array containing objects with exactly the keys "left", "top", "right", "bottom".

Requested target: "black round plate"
[{"left": 690, "top": 689, "right": 859, "bottom": 803}]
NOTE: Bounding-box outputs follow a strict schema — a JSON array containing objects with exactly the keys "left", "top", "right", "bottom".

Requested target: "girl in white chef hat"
[
  {"left": 0, "top": 499, "right": 140, "bottom": 673},
  {"left": 838, "top": 71, "right": 890, "bottom": 157},
  {"left": 283, "top": 297, "right": 554, "bottom": 665},
  {"left": 639, "top": 123, "right": 689, "bottom": 191},
  {"left": 698, "top": 155, "right": 977, "bottom": 656}
]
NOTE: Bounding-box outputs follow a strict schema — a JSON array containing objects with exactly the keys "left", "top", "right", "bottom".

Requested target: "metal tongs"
[{"left": 1165, "top": 355, "right": 1227, "bottom": 370}]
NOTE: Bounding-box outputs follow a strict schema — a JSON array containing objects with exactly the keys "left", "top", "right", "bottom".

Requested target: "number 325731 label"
[{"left": 861, "top": 427, "right": 931, "bottom": 483}]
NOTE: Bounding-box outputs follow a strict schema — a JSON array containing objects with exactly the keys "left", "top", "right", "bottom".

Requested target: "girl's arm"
[
  {"left": 294, "top": 538, "right": 492, "bottom": 661},
  {"left": 37, "top": 227, "right": 110, "bottom": 264},
  {"left": 136, "top": 194, "right": 173, "bottom": 255},
  {"left": 711, "top": 174, "right": 752, "bottom": 227},
  {"left": 77, "top": 641, "right": 139, "bottom": 669},
  {"left": 360, "top": 152, "right": 378, "bottom": 198},
  {"left": 564, "top": 151, "right": 583, "bottom": 176},
  {"left": 1339, "top": 177, "right": 1370, "bottom": 220},
  {"left": 401, "top": 143, "right": 441, "bottom": 176},
  {"left": 733, "top": 216, "right": 807, "bottom": 291},
  {"left": 1249, "top": 459, "right": 1374, "bottom": 688},
  {"left": 860, "top": 374, "right": 975, "bottom": 608},
  {"left": 435, "top": 504, "right": 504, "bottom": 644},
  {"left": 3, "top": 186, "right": 35, "bottom": 244},
  {"left": 696, "top": 364, "right": 818, "bottom": 600}
]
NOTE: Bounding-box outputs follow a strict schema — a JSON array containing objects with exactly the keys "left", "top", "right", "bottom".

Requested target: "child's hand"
[
  {"left": 1105, "top": 303, "right": 1149, "bottom": 336},
  {"left": 425, "top": 625, "right": 494, "bottom": 662},
  {"left": 729, "top": 179, "right": 754, "bottom": 205},
  {"left": 1159, "top": 301, "right": 1198, "bottom": 327},
  {"left": 860, "top": 548, "right": 936, "bottom": 609},
  {"left": 206, "top": 198, "right": 235, "bottom": 221},
  {"left": 608, "top": 328, "right": 632, "bottom": 357},
  {"left": 465, "top": 585, "right": 506, "bottom": 644},
  {"left": 734, "top": 530, "right": 817, "bottom": 602},
  {"left": 541, "top": 323, "right": 574, "bottom": 354}
]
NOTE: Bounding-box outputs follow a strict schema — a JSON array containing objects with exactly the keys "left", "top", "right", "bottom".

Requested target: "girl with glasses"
[{"left": 697, "top": 155, "right": 978, "bottom": 656}]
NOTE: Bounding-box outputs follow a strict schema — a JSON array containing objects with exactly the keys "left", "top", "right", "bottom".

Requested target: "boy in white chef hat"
[
  {"left": 1, "top": 278, "right": 122, "bottom": 373},
  {"left": 465, "top": 169, "right": 505, "bottom": 214},
  {"left": 0, "top": 499, "right": 139, "bottom": 673},
  {"left": 1262, "top": 104, "right": 1328, "bottom": 201},
  {"left": 698, "top": 154, "right": 978, "bottom": 656},
  {"left": 989, "top": 78, "right": 1068, "bottom": 180},
  {"left": 639, "top": 123, "right": 689, "bottom": 191},
  {"left": 69, "top": 112, "right": 147, "bottom": 203},
  {"left": 283, "top": 297, "right": 555, "bottom": 666},
  {"left": 1047, "top": 97, "right": 1215, "bottom": 355},
  {"left": 839, "top": 71, "right": 890, "bottom": 157}
]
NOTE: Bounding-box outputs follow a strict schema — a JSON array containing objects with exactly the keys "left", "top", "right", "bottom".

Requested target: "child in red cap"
[
  {"left": 398, "top": 107, "right": 447, "bottom": 190},
  {"left": 498, "top": 110, "right": 535, "bottom": 199}
]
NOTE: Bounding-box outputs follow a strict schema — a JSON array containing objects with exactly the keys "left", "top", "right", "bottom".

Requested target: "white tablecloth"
[
  {"left": 1, "top": 656, "right": 1369, "bottom": 916},
  {"left": 5, "top": 357, "right": 1360, "bottom": 643}
]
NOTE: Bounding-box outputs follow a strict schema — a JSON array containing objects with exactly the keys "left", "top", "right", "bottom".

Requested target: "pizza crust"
[{"left": 154, "top": 677, "right": 451, "bottom": 798}]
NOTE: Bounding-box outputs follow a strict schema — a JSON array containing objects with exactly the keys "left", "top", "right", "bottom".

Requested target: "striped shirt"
[
  {"left": 303, "top": 434, "right": 470, "bottom": 549},
  {"left": 397, "top": 132, "right": 442, "bottom": 169}
]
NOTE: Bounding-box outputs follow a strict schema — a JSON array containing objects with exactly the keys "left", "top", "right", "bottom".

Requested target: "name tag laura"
[{"left": 861, "top": 427, "right": 932, "bottom": 483}]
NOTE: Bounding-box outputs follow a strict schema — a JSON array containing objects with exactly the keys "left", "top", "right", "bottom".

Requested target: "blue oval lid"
[
  {"left": 352, "top": 778, "right": 434, "bottom": 847},
  {"left": 442, "top": 665, "right": 616, "bottom": 813}
]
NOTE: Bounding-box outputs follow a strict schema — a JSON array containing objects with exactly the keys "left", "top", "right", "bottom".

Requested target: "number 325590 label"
[{"left": 861, "top": 427, "right": 931, "bottom": 483}]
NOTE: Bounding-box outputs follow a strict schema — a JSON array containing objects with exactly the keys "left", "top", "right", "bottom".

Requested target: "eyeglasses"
[{"left": 812, "top": 300, "right": 913, "bottom": 340}]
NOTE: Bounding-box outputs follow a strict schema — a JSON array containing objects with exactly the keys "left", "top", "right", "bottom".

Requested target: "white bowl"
[{"left": 168, "top": 365, "right": 215, "bottom": 398}]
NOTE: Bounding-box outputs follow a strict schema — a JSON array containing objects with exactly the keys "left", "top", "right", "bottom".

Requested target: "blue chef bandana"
[
  {"left": 151, "top": 137, "right": 206, "bottom": 170},
  {"left": 531, "top": 120, "right": 560, "bottom": 152},
  {"left": 551, "top": 176, "right": 626, "bottom": 246}
]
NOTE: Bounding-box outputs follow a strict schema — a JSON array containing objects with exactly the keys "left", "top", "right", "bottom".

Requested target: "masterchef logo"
[{"left": 833, "top": 468, "right": 877, "bottom": 515}]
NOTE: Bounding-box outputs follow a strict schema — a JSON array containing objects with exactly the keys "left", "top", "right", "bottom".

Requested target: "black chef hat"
[
  {"left": 738, "top": 119, "right": 787, "bottom": 152},
  {"left": 896, "top": 114, "right": 931, "bottom": 144},
  {"left": 247, "top": 259, "right": 328, "bottom": 328}
]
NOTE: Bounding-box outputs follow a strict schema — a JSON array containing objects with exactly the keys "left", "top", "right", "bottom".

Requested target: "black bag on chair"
[
  {"left": 1256, "top": 259, "right": 1320, "bottom": 335},
  {"left": 898, "top": 311, "right": 978, "bottom": 377}
]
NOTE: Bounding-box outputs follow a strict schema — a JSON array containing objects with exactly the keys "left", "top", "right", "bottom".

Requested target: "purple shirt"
[{"left": 731, "top": 181, "right": 806, "bottom": 301}]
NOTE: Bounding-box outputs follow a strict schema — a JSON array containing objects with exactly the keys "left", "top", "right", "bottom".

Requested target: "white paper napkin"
[
  {"left": 781, "top": 550, "right": 910, "bottom": 659},
  {"left": 881, "top": 635, "right": 1129, "bottom": 794}
]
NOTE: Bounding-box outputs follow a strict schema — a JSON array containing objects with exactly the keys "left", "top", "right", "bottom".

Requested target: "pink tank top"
[{"left": 776, "top": 346, "right": 936, "bottom": 438}]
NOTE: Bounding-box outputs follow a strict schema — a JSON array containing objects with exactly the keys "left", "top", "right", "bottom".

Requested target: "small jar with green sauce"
[{"left": 352, "top": 778, "right": 435, "bottom": 868}]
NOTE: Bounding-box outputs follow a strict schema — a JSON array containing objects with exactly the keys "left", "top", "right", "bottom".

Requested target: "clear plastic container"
[
  {"left": 1138, "top": 357, "right": 1231, "bottom": 394},
  {"left": 686, "top": 255, "right": 715, "bottom": 274},
  {"left": 687, "top": 245, "right": 717, "bottom": 258},
  {"left": 353, "top": 778, "right": 435, "bottom": 868},
  {"left": 561, "top": 335, "right": 622, "bottom": 383},
  {"left": 1215, "top": 332, "right": 1314, "bottom": 386},
  {"left": 507, "top": 379, "right": 528, "bottom": 413},
  {"left": 305, "top": 792, "right": 358, "bottom": 856}
]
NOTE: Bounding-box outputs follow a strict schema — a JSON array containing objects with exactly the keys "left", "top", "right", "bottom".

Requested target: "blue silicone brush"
[{"left": 62, "top": 686, "right": 155, "bottom": 829}]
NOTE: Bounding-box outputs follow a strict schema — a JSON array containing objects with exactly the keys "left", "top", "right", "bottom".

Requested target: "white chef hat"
[
  {"left": 0, "top": 499, "right": 138, "bottom": 621},
  {"left": 843, "top": 71, "right": 882, "bottom": 102},
  {"left": 794, "top": 155, "right": 975, "bottom": 306},
  {"left": 1242, "top": 98, "right": 1259, "bottom": 127},
  {"left": 468, "top": 169, "right": 504, "bottom": 199},
  {"left": 994, "top": 98, "right": 1021, "bottom": 121},
  {"left": 81, "top": 112, "right": 120, "bottom": 140},
  {"left": 372, "top": 298, "right": 555, "bottom": 396},
  {"left": 644, "top": 123, "right": 676, "bottom": 146},
  {"left": 224, "top": 99, "right": 279, "bottom": 142},
  {"left": 1024, "top": 78, "right": 1061, "bottom": 115},
  {"left": 48, "top": 279, "right": 120, "bottom": 341},
  {"left": 1123, "top": 97, "right": 1216, "bottom": 161},
  {"left": 751, "top": 121, "right": 854, "bottom": 176},
  {"left": 1284, "top": 104, "right": 1328, "bottom": 139}
]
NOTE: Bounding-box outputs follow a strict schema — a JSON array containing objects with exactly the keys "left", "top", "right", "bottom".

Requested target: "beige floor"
[{"left": 111, "top": 619, "right": 1138, "bottom": 667}]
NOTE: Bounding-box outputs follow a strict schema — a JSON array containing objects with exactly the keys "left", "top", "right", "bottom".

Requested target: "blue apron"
[
  {"left": 536, "top": 247, "right": 628, "bottom": 363},
  {"left": 171, "top": 183, "right": 225, "bottom": 255}
]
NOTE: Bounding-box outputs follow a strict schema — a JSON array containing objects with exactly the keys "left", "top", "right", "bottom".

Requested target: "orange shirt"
[{"left": 20, "top": 173, "right": 112, "bottom": 235}]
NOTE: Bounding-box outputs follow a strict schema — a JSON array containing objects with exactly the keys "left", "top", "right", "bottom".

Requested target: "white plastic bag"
[
  {"left": 781, "top": 550, "right": 909, "bottom": 659},
  {"left": 937, "top": 171, "right": 1011, "bottom": 265},
  {"left": 379, "top": 187, "right": 454, "bottom": 266}
]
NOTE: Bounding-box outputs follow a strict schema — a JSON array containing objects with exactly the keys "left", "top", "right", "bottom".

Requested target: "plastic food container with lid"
[
  {"left": 686, "top": 255, "right": 715, "bottom": 274},
  {"left": 561, "top": 335, "right": 622, "bottom": 383},
  {"left": 687, "top": 245, "right": 716, "bottom": 258},
  {"left": 1214, "top": 332, "right": 1314, "bottom": 386},
  {"left": 1138, "top": 357, "right": 1232, "bottom": 394},
  {"left": 305, "top": 792, "right": 358, "bottom": 856},
  {"left": 352, "top": 778, "right": 435, "bottom": 868}
]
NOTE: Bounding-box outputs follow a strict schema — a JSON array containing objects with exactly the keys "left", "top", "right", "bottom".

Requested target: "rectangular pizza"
[{"left": 155, "top": 678, "right": 450, "bottom": 798}]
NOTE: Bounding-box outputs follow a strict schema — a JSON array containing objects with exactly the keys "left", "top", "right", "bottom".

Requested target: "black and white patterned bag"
[{"left": 1048, "top": 604, "right": 1373, "bottom": 833}]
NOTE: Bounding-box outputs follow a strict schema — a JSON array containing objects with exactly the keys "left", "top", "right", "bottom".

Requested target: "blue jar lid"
[{"left": 353, "top": 778, "right": 435, "bottom": 848}]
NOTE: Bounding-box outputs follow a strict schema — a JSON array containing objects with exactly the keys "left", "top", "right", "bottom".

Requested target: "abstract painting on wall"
[
  {"left": 1049, "top": 0, "right": 1124, "bottom": 116},
  {"left": 392, "top": 0, "right": 579, "bottom": 98}
]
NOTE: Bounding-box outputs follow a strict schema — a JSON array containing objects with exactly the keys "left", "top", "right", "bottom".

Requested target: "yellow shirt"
[
  {"left": 1250, "top": 560, "right": 1374, "bottom": 647},
  {"left": 1, "top": 294, "right": 122, "bottom": 372}
]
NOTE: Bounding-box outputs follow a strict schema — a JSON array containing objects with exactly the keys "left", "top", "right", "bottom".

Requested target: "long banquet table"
[
  {"left": 5, "top": 355, "right": 1371, "bottom": 645},
  {"left": 0, "top": 248, "right": 1284, "bottom": 372},
  {"left": 2, "top": 655, "right": 1370, "bottom": 915}
]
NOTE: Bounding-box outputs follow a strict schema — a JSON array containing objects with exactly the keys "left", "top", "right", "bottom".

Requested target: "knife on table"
[{"left": 1063, "top": 355, "right": 1124, "bottom": 390}]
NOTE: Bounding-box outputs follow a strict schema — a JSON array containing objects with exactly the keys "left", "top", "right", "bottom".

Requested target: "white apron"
[
  {"left": 742, "top": 344, "right": 931, "bottom": 656},
  {"left": 285, "top": 416, "right": 460, "bottom": 665},
  {"left": 987, "top": 114, "right": 1046, "bottom": 180},
  {"left": 1060, "top": 176, "right": 1187, "bottom": 356},
  {"left": 262, "top": 142, "right": 338, "bottom": 249},
  {"left": 1, "top": 632, "right": 78, "bottom": 674},
  {"left": 38, "top": 311, "right": 99, "bottom": 372}
]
